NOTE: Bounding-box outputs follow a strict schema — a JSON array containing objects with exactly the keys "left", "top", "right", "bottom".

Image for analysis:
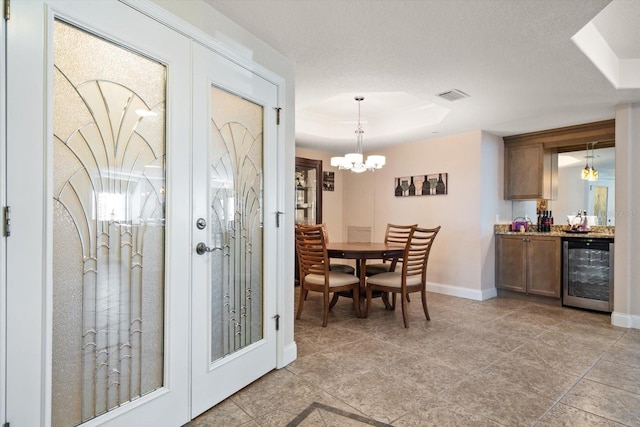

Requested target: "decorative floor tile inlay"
[{"left": 286, "top": 402, "right": 393, "bottom": 427}]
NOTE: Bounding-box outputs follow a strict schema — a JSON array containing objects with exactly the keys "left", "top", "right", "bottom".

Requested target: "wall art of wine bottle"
[{"left": 394, "top": 173, "right": 448, "bottom": 197}]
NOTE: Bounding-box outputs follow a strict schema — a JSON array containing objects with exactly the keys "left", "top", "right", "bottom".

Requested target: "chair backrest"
[
  {"left": 402, "top": 226, "right": 441, "bottom": 281},
  {"left": 385, "top": 223, "right": 417, "bottom": 245},
  {"left": 295, "top": 224, "right": 329, "bottom": 278},
  {"left": 384, "top": 223, "right": 417, "bottom": 263},
  {"left": 298, "top": 222, "right": 330, "bottom": 243}
]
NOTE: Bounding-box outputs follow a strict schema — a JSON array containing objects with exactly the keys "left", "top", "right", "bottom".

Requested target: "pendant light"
[
  {"left": 581, "top": 142, "right": 599, "bottom": 181},
  {"left": 330, "top": 96, "right": 386, "bottom": 173},
  {"left": 581, "top": 142, "right": 591, "bottom": 180},
  {"left": 588, "top": 142, "right": 599, "bottom": 181}
]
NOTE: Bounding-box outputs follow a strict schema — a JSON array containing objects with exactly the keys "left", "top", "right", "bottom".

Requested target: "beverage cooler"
[{"left": 562, "top": 237, "right": 614, "bottom": 312}]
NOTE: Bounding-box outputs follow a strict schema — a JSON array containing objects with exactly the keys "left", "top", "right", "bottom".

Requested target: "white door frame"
[{"left": 1, "top": 2, "right": 7, "bottom": 424}]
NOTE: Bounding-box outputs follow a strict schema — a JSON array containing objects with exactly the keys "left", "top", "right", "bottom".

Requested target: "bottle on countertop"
[
  {"left": 536, "top": 211, "right": 542, "bottom": 232},
  {"left": 580, "top": 210, "right": 589, "bottom": 231}
]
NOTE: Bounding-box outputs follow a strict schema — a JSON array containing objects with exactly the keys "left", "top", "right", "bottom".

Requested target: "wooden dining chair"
[
  {"left": 295, "top": 224, "right": 361, "bottom": 326},
  {"left": 365, "top": 226, "right": 441, "bottom": 328},
  {"left": 297, "top": 223, "right": 355, "bottom": 275},
  {"left": 365, "top": 223, "right": 417, "bottom": 276}
]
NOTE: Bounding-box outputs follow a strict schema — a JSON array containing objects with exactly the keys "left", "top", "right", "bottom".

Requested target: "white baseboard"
[
  {"left": 426, "top": 282, "right": 497, "bottom": 301},
  {"left": 277, "top": 341, "right": 297, "bottom": 369},
  {"left": 611, "top": 312, "right": 640, "bottom": 329}
]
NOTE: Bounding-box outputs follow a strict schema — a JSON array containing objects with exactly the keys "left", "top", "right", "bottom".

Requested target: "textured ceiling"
[{"left": 204, "top": 0, "right": 640, "bottom": 153}]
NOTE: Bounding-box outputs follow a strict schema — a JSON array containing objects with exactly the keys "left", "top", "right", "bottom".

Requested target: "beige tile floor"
[{"left": 188, "top": 291, "right": 640, "bottom": 426}]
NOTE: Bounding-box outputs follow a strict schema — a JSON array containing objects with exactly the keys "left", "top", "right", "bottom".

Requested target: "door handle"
[{"left": 196, "top": 242, "right": 222, "bottom": 255}]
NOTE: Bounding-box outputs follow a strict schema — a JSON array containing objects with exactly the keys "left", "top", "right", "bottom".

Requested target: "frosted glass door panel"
[
  {"left": 53, "top": 19, "right": 166, "bottom": 426},
  {"left": 208, "top": 86, "right": 264, "bottom": 362}
]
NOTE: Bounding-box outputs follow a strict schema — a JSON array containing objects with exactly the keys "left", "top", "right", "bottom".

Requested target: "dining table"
[{"left": 326, "top": 241, "right": 405, "bottom": 312}]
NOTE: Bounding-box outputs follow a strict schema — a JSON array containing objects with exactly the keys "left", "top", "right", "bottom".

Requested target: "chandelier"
[
  {"left": 330, "top": 96, "right": 386, "bottom": 173},
  {"left": 581, "top": 142, "right": 598, "bottom": 181}
]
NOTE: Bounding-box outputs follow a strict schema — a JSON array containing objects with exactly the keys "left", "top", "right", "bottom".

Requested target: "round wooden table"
[{"left": 326, "top": 242, "right": 404, "bottom": 312}]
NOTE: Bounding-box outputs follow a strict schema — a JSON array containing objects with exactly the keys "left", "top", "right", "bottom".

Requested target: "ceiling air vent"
[{"left": 437, "top": 89, "right": 469, "bottom": 101}]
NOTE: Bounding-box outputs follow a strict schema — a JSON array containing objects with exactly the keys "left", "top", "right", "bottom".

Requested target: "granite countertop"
[{"left": 494, "top": 224, "right": 615, "bottom": 238}]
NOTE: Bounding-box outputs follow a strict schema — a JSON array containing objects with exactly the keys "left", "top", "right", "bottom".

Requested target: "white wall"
[
  {"left": 480, "top": 131, "right": 511, "bottom": 292},
  {"left": 613, "top": 102, "right": 640, "bottom": 328}
]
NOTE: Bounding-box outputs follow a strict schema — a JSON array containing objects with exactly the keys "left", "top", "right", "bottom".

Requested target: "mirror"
[{"left": 551, "top": 147, "right": 615, "bottom": 226}]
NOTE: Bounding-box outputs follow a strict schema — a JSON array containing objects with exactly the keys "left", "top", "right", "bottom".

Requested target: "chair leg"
[
  {"left": 401, "top": 291, "right": 409, "bottom": 328},
  {"left": 322, "top": 291, "right": 330, "bottom": 327},
  {"left": 421, "top": 289, "right": 430, "bottom": 321},
  {"left": 382, "top": 292, "right": 393, "bottom": 310},
  {"left": 329, "top": 293, "right": 340, "bottom": 309},
  {"left": 296, "top": 285, "right": 306, "bottom": 320},
  {"left": 406, "top": 294, "right": 411, "bottom": 302},
  {"left": 390, "top": 293, "right": 396, "bottom": 310}
]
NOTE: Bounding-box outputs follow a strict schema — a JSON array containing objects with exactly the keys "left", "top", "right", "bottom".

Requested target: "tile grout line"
[{"left": 530, "top": 328, "right": 628, "bottom": 427}]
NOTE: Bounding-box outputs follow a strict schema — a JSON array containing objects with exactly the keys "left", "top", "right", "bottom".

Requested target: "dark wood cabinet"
[
  {"left": 502, "top": 120, "right": 616, "bottom": 201},
  {"left": 496, "top": 234, "right": 561, "bottom": 298},
  {"left": 295, "top": 157, "right": 322, "bottom": 225},
  {"left": 504, "top": 142, "right": 557, "bottom": 200}
]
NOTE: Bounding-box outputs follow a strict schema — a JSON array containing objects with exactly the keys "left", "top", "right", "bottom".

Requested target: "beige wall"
[{"left": 336, "top": 130, "right": 509, "bottom": 300}]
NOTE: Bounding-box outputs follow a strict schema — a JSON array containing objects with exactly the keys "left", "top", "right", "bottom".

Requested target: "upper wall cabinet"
[
  {"left": 504, "top": 142, "right": 557, "bottom": 200},
  {"left": 503, "top": 120, "right": 615, "bottom": 201}
]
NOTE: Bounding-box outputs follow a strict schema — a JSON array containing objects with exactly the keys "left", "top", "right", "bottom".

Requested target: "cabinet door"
[
  {"left": 495, "top": 235, "right": 527, "bottom": 292},
  {"left": 295, "top": 157, "right": 322, "bottom": 224},
  {"left": 504, "top": 143, "right": 544, "bottom": 199},
  {"left": 526, "top": 236, "right": 561, "bottom": 297}
]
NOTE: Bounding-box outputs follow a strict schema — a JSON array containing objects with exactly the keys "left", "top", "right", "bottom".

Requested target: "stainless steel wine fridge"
[{"left": 562, "top": 237, "right": 614, "bottom": 312}]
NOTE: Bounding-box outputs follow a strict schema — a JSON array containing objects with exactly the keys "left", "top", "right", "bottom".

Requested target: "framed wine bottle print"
[{"left": 394, "top": 173, "right": 448, "bottom": 197}]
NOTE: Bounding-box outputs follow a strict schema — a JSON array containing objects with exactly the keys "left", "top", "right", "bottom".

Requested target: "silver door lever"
[{"left": 196, "top": 242, "right": 222, "bottom": 255}]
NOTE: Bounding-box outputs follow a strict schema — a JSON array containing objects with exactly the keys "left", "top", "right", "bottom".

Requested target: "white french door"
[
  {"left": 190, "top": 42, "right": 279, "bottom": 418},
  {"left": 5, "top": 1, "right": 284, "bottom": 426},
  {"left": 6, "top": 1, "right": 191, "bottom": 426}
]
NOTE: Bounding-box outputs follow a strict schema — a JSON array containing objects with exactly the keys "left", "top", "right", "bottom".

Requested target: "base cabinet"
[{"left": 496, "top": 234, "right": 561, "bottom": 298}]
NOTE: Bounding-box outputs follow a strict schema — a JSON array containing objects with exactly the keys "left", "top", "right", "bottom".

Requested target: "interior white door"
[
  {"left": 6, "top": 1, "right": 191, "bottom": 426},
  {"left": 587, "top": 180, "right": 615, "bottom": 225},
  {"left": 191, "top": 42, "right": 279, "bottom": 417}
]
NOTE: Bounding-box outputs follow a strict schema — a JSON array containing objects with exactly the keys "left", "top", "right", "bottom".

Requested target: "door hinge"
[
  {"left": 273, "top": 314, "right": 280, "bottom": 331},
  {"left": 274, "top": 107, "right": 281, "bottom": 125},
  {"left": 4, "top": 0, "right": 10, "bottom": 20},
  {"left": 3, "top": 206, "right": 10, "bottom": 237}
]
